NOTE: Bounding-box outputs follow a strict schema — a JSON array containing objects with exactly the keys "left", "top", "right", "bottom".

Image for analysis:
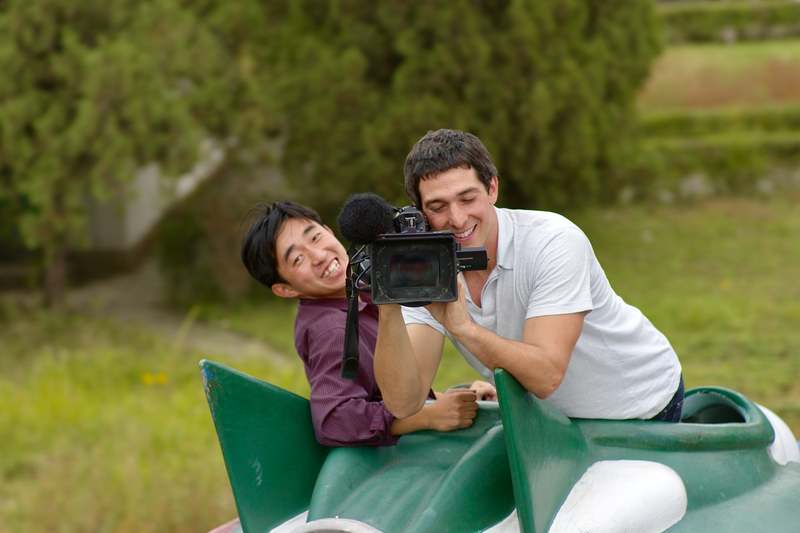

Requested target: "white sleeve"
[
  {"left": 526, "top": 227, "right": 594, "bottom": 319},
  {"left": 401, "top": 305, "right": 446, "bottom": 335}
]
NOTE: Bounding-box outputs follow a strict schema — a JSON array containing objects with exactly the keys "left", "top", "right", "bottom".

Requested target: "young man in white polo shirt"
[{"left": 374, "top": 129, "right": 683, "bottom": 421}]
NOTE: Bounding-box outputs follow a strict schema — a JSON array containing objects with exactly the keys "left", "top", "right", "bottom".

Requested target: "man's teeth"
[
  {"left": 323, "top": 259, "right": 340, "bottom": 278},
  {"left": 455, "top": 225, "right": 475, "bottom": 239}
]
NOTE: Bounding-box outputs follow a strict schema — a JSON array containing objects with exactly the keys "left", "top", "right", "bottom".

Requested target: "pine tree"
[
  {"left": 273, "top": 1, "right": 661, "bottom": 214},
  {"left": 0, "top": 0, "right": 275, "bottom": 304}
]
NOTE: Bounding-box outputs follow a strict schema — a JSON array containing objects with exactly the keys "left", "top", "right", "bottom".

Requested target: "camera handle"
[{"left": 341, "top": 254, "right": 361, "bottom": 380}]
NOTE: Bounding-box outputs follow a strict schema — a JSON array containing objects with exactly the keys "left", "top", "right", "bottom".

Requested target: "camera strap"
[{"left": 341, "top": 262, "right": 360, "bottom": 379}]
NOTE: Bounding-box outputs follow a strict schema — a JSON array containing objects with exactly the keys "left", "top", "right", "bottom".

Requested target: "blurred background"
[{"left": 1, "top": 1, "right": 799, "bottom": 531}]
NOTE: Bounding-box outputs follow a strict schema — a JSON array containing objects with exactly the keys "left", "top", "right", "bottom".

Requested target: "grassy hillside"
[
  {"left": 572, "top": 196, "right": 800, "bottom": 427},
  {"left": 636, "top": 38, "right": 800, "bottom": 197},
  {"left": 640, "top": 39, "right": 800, "bottom": 110}
]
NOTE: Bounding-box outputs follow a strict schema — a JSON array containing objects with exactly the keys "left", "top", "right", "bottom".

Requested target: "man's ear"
[
  {"left": 271, "top": 283, "right": 300, "bottom": 299},
  {"left": 488, "top": 176, "right": 499, "bottom": 204}
]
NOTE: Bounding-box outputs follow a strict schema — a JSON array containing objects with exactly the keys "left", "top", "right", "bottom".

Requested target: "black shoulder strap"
[{"left": 341, "top": 262, "right": 360, "bottom": 379}]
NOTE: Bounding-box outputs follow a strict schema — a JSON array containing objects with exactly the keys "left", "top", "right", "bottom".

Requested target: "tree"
[
  {"left": 0, "top": 0, "right": 276, "bottom": 304},
  {"left": 272, "top": 1, "right": 661, "bottom": 217}
]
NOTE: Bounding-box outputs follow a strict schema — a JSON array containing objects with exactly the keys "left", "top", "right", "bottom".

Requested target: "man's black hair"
[
  {"left": 240, "top": 201, "right": 324, "bottom": 288},
  {"left": 404, "top": 129, "right": 498, "bottom": 206}
]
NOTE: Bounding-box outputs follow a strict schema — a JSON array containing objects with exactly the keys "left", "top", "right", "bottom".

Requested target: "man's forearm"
[
  {"left": 389, "top": 406, "right": 430, "bottom": 435},
  {"left": 374, "top": 305, "right": 428, "bottom": 417},
  {"left": 451, "top": 322, "right": 566, "bottom": 399}
]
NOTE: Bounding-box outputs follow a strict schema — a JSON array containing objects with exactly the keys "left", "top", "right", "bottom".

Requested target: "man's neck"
[
  {"left": 463, "top": 206, "right": 500, "bottom": 304},
  {"left": 484, "top": 206, "right": 500, "bottom": 272}
]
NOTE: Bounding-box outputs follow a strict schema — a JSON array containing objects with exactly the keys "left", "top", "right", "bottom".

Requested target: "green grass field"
[
  {"left": 0, "top": 303, "right": 328, "bottom": 532},
  {"left": 639, "top": 39, "right": 800, "bottom": 110},
  {"left": 571, "top": 196, "right": 800, "bottom": 429},
  {"left": 3, "top": 196, "right": 799, "bottom": 532}
]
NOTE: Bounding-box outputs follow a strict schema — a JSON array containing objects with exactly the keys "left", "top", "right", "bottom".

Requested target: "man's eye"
[
  {"left": 293, "top": 255, "right": 303, "bottom": 267},
  {"left": 462, "top": 196, "right": 475, "bottom": 204},
  {"left": 429, "top": 205, "right": 445, "bottom": 213},
  {"left": 312, "top": 232, "right": 321, "bottom": 242}
]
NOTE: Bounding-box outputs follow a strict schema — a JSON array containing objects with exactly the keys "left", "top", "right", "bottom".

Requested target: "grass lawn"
[
  {"left": 0, "top": 304, "right": 297, "bottom": 533},
  {"left": 3, "top": 196, "right": 799, "bottom": 531},
  {"left": 570, "top": 195, "right": 800, "bottom": 430},
  {"left": 639, "top": 39, "right": 800, "bottom": 110},
  {"left": 195, "top": 294, "right": 300, "bottom": 360}
]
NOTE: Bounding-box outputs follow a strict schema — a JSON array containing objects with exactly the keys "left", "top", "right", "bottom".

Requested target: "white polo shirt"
[{"left": 402, "top": 207, "right": 682, "bottom": 419}]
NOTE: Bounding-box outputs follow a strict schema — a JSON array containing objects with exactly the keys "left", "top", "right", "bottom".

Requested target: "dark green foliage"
[
  {"left": 272, "top": 1, "right": 661, "bottom": 216},
  {"left": 660, "top": 1, "right": 800, "bottom": 43},
  {"left": 0, "top": 197, "right": 26, "bottom": 260},
  {"left": 0, "top": 0, "right": 276, "bottom": 301},
  {"left": 154, "top": 166, "right": 273, "bottom": 306},
  {"left": 0, "top": 1, "right": 211, "bottom": 248},
  {"left": 155, "top": 210, "right": 222, "bottom": 305},
  {"left": 1, "top": 1, "right": 661, "bottom": 301}
]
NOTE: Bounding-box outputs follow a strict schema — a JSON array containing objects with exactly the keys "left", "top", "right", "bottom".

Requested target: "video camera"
[
  {"left": 336, "top": 193, "right": 488, "bottom": 379},
  {"left": 337, "top": 193, "right": 488, "bottom": 306}
]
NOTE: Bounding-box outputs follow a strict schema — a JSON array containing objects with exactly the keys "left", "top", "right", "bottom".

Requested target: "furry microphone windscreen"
[{"left": 337, "top": 193, "right": 397, "bottom": 244}]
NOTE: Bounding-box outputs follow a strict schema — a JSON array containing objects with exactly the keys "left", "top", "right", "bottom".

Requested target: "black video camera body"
[{"left": 340, "top": 195, "right": 488, "bottom": 306}]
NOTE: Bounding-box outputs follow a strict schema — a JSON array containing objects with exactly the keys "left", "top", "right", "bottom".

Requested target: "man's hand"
[
  {"left": 469, "top": 380, "right": 497, "bottom": 401},
  {"left": 425, "top": 271, "right": 586, "bottom": 399},
  {"left": 422, "top": 389, "right": 478, "bottom": 431},
  {"left": 425, "top": 275, "right": 474, "bottom": 338}
]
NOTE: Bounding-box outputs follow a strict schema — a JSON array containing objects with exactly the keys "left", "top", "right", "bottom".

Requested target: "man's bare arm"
[
  {"left": 452, "top": 312, "right": 585, "bottom": 397},
  {"left": 389, "top": 389, "right": 478, "bottom": 435},
  {"left": 374, "top": 304, "right": 445, "bottom": 418},
  {"left": 427, "top": 278, "right": 586, "bottom": 398}
]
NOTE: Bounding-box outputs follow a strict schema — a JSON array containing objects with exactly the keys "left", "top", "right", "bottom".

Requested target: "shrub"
[
  {"left": 272, "top": 1, "right": 662, "bottom": 214},
  {"left": 156, "top": 209, "right": 222, "bottom": 306}
]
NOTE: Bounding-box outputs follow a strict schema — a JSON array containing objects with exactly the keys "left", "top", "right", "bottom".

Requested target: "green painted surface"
[
  {"left": 494, "top": 368, "right": 800, "bottom": 533},
  {"left": 201, "top": 360, "right": 327, "bottom": 533},
  {"left": 494, "top": 369, "right": 589, "bottom": 533},
  {"left": 308, "top": 403, "right": 514, "bottom": 532},
  {"left": 202, "top": 362, "right": 800, "bottom": 532}
]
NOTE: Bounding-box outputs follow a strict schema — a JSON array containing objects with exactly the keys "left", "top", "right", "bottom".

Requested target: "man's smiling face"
[
  {"left": 418, "top": 166, "right": 499, "bottom": 252},
  {"left": 271, "top": 217, "right": 348, "bottom": 299}
]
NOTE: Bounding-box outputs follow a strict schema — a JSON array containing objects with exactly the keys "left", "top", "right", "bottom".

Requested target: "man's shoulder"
[
  {"left": 295, "top": 298, "right": 348, "bottom": 336},
  {"left": 499, "top": 208, "right": 585, "bottom": 259},
  {"left": 500, "top": 207, "right": 579, "bottom": 233}
]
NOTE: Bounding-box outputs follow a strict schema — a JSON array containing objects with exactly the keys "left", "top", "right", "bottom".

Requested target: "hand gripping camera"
[
  {"left": 337, "top": 193, "right": 488, "bottom": 306},
  {"left": 336, "top": 193, "right": 488, "bottom": 378}
]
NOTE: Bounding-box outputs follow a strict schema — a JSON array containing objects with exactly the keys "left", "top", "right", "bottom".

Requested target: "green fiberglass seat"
[
  {"left": 202, "top": 360, "right": 800, "bottom": 532},
  {"left": 494, "top": 368, "right": 800, "bottom": 533},
  {"left": 201, "top": 360, "right": 328, "bottom": 533},
  {"left": 201, "top": 359, "right": 515, "bottom": 533}
]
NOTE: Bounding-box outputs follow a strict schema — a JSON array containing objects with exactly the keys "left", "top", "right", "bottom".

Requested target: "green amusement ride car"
[{"left": 200, "top": 359, "right": 800, "bottom": 533}]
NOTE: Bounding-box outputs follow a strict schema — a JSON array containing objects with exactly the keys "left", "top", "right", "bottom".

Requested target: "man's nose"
[
  {"left": 309, "top": 246, "right": 327, "bottom": 264},
  {"left": 449, "top": 205, "right": 466, "bottom": 229}
]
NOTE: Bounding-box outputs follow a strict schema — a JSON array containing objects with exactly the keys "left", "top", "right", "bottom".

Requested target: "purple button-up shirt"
[{"left": 294, "top": 296, "right": 399, "bottom": 447}]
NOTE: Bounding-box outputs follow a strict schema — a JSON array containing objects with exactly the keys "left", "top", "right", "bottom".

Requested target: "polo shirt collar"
[{"left": 495, "top": 207, "right": 514, "bottom": 270}]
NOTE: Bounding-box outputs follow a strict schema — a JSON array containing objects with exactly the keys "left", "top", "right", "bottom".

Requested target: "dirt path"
[{"left": 67, "top": 261, "right": 290, "bottom": 366}]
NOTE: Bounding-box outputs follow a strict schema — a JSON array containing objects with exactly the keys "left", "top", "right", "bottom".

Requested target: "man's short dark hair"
[
  {"left": 404, "top": 129, "right": 498, "bottom": 206},
  {"left": 240, "top": 201, "right": 323, "bottom": 288}
]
